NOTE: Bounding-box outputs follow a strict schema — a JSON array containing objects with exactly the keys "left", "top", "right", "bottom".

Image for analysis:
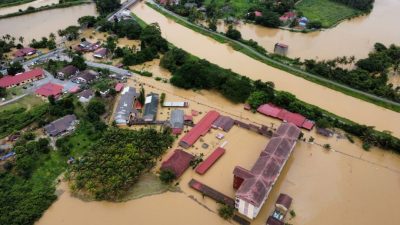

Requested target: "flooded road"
[
  {"left": 220, "top": 0, "right": 400, "bottom": 60},
  {"left": 130, "top": 2, "right": 400, "bottom": 138},
  {"left": 0, "top": 4, "right": 97, "bottom": 41},
  {"left": 0, "top": 0, "right": 59, "bottom": 16}
]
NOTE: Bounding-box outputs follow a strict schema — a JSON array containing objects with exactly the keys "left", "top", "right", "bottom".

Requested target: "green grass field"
[
  {"left": 203, "top": 0, "right": 256, "bottom": 18},
  {"left": 296, "top": 0, "right": 360, "bottom": 27},
  {"left": 0, "top": 94, "right": 44, "bottom": 112}
]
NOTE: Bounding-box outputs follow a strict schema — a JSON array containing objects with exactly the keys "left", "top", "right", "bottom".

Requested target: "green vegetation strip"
[
  {"left": 0, "top": 0, "right": 34, "bottom": 8},
  {"left": 0, "top": 1, "right": 92, "bottom": 19},
  {"left": 296, "top": 0, "right": 361, "bottom": 28},
  {"left": 146, "top": 2, "right": 400, "bottom": 113}
]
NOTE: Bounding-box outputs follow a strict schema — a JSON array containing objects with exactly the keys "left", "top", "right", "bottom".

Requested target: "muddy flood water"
[
  {"left": 0, "top": 0, "right": 59, "bottom": 15},
  {"left": 37, "top": 62, "right": 400, "bottom": 225},
  {"left": 129, "top": 2, "right": 400, "bottom": 138},
  {"left": 217, "top": 0, "right": 400, "bottom": 60},
  {"left": 0, "top": 3, "right": 97, "bottom": 42}
]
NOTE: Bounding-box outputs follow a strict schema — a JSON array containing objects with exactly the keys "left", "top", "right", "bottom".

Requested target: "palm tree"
[
  {"left": 18, "top": 36, "right": 24, "bottom": 44},
  {"left": 4, "top": 34, "right": 11, "bottom": 40},
  {"left": 49, "top": 32, "right": 56, "bottom": 41}
]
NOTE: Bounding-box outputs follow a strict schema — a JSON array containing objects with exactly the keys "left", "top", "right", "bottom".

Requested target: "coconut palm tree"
[{"left": 18, "top": 36, "right": 24, "bottom": 44}]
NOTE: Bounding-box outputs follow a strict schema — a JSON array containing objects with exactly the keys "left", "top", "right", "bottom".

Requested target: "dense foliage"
[
  {"left": 0, "top": 35, "right": 15, "bottom": 60},
  {"left": 67, "top": 128, "right": 174, "bottom": 200},
  {"left": 7, "top": 61, "right": 24, "bottom": 75},
  {"left": 58, "top": 26, "right": 80, "bottom": 41},
  {"left": 29, "top": 35, "right": 56, "bottom": 50},
  {"left": 304, "top": 43, "right": 400, "bottom": 103},
  {"left": 98, "top": 19, "right": 143, "bottom": 40},
  {"left": 161, "top": 46, "right": 400, "bottom": 152},
  {"left": 94, "top": 0, "right": 120, "bottom": 16},
  {"left": 332, "top": 0, "right": 374, "bottom": 11}
]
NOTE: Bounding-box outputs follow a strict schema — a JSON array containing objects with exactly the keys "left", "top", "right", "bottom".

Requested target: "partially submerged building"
[
  {"left": 212, "top": 115, "right": 234, "bottom": 132},
  {"left": 195, "top": 147, "right": 225, "bottom": 175},
  {"left": 257, "top": 103, "right": 314, "bottom": 130},
  {"left": 93, "top": 48, "right": 108, "bottom": 59},
  {"left": 160, "top": 149, "right": 194, "bottom": 178},
  {"left": 143, "top": 93, "right": 159, "bottom": 122},
  {"left": 274, "top": 43, "right": 288, "bottom": 56},
  {"left": 179, "top": 110, "right": 220, "bottom": 148},
  {"left": 44, "top": 114, "right": 78, "bottom": 137},
  {"left": 13, "top": 47, "right": 36, "bottom": 58},
  {"left": 233, "top": 123, "right": 301, "bottom": 219},
  {"left": 169, "top": 109, "right": 184, "bottom": 135},
  {"left": 114, "top": 87, "right": 138, "bottom": 125},
  {"left": 163, "top": 101, "right": 189, "bottom": 107}
]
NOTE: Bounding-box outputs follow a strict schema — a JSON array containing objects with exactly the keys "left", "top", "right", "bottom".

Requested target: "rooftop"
[
  {"left": 35, "top": 82, "right": 64, "bottom": 97},
  {"left": 0, "top": 68, "right": 44, "bottom": 88},
  {"left": 235, "top": 123, "right": 301, "bottom": 208},
  {"left": 44, "top": 114, "right": 77, "bottom": 136},
  {"left": 114, "top": 86, "right": 138, "bottom": 124},
  {"left": 160, "top": 149, "right": 194, "bottom": 178},
  {"left": 143, "top": 93, "right": 159, "bottom": 121}
]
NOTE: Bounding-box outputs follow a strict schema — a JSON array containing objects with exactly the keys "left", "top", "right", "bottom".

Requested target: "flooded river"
[
  {"left": 0, "top": 4, "right": 97, "bottom": 41},
  {"left": 220, "top": 0, "right": 400, "bottom": 60},
  {"left": 0, "top": 0, "right": 59, "bottom": 16},
  {"left": 130, "top": 2, "right": 400, "bottom": 138}
]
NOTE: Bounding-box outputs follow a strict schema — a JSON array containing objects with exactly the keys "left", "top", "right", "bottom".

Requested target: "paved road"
[
  {"left": 146, "top": 1, "right": 400, "bottom": 108},
  {"left": 107, "top": 0, "right": 140, "bottom": 21},
  {"left": 85, "top": 61, "right": 133, "bottom": 76}
]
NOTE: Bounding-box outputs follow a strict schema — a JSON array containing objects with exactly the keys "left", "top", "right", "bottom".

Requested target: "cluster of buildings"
[{"left": 0, "top": 68, "right": 44, "bottom": 89}]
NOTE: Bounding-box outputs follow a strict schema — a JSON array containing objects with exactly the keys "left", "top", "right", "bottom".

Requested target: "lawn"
[
  {"left": 296, "top": 0, "right": 360, "bottom": 27},
  {"left": 203, "top": 0, "right": 257, "bottom": 18},
  {"left": 0, "top": 94, "right": 44, "bottom": 112}
]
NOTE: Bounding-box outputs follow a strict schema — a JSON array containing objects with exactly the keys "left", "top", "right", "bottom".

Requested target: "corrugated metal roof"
[
  {"left": 143, "top": 93, "right": 159, "bottom": 121},
  {"left": 114, "top": 87, "right": 137, "bottom": 124}
]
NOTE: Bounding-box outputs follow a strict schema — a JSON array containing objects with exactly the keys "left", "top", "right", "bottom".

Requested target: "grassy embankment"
[
  {"left": 0, "top": 0, "right": 34, "bottom": 8},
  {"left": 145, "top": 2, "right": 400, "bottom": 113},
  {"left": 0, "top": 0, "right": 92, "bottom": 19},
  {"left": 296, "top": 0, "right": 362, "bottom": 28},
  {"left": 203, "top": 0, "right": 256, "bottom": 18}
]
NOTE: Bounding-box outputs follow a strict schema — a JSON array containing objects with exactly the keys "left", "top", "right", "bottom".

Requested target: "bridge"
[{"left": 107, "top": 0, "right": 140, "bottom": 21}]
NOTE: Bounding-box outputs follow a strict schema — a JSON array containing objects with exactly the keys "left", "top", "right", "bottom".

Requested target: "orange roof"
[{"left": 0, "top": 68, "right": 44, "bottom": 88}]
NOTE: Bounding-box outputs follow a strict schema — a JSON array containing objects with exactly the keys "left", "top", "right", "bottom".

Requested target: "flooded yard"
[
  {"left": 218, "top": 0, "right": 400, "bottom": 60},
  {"left": 37, "top": 63, "right": 400, "bottom": 225}
]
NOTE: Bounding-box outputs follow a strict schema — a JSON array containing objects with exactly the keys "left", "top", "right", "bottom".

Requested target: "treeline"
[
  {"left": 332, "top": 0, "right": 374, "bottom": 11},
  {"left": 66, "top": 127, "right": 174, "bottom": 200},
  {"left": 93, "top": 0, "right": 120, "bottom": 16},
  {"left": 160, "top": 47, "right": 400, "bottom": 152},
  {"left": 304, "top": 43, "right": 400, "bottom": 103},
  {"left": 0, "top": 133, "right": 56, "bottom": 225}
]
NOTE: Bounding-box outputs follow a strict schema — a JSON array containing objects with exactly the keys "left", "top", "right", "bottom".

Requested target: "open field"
[
  {"left": 203, "top": 0, "right": 256, "bottom": 18},
  {"left": 296, "top": 0, "right": 360, "bottom": 27},
  {"left": 0, "top": 94, "right": 44, "bottom": 112}
]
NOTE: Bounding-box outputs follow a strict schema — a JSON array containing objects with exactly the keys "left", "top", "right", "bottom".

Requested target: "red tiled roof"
[
  {"left": 257, "top": 103, "right": 314, "bottom": 130},
  {"left": 35, "top": 82, "right": 63, "bottom": 97},
  {"left": 115, "top": 83, "right": 124, "bottom": 92},
  {"left": 134, "top": 100, "right": 143, "bottom": 110},
  {"left": 160, "top": 149, "right": 194, "bottom": 178},
  {"left": 235, "top": 123, "right": 300, "bottom": 208},
  {"left": 196, "top": 147, "right": 225, "bottom": 175},
  {"left": 0, "top": 68, "right": 44, "bottom": 88},
  {"left": 172, "top": 128, "right": 183, "bottom": 135},
  {"left": 184, "top": 115, "right": 193, "bottom": 121},
  {"left": 179, "top": 110, "right": 220, "bottom": 148}
]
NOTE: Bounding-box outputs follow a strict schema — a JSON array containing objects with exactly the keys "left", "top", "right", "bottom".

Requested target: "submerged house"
[
  {"left": 169, "top": 109, "right": 184, "bottom": 135},
  {"left": 44, "top": 114, "right": 78, "bottom": 137},
  {"left": 233, "top": 123, "right": 301, "bottom": 219},
  {"left": 114, "top": 87, "right": 138, "bottom": 125},
  {"left": 160, "top": 149, "right": 194, "bottom": 178},
  {"left": 13, "top": 47, "right": 36, "bottom": 58},
  {"left": 143, "top": 93, "right": 159, "bottom": 122}
]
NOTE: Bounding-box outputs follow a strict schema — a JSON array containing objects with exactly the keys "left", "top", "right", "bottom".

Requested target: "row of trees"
[
  {"left": 304, "top": 43, "right": 400, "bottom": 103},
  {"left": 332, "top": 0, "right": 374, "bottom": 11},
  {"left": 66, "top": 127, "right": 174, "bottom": 200},
  {"left": 160, "top": 46, "right": 400, "bottom": 152}
]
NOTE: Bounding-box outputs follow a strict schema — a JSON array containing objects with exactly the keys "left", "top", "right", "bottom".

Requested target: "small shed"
[
  {"left": 170, "top": 109, "right": 184, "bottom": 135},
  {"left": 275, "top": 193, "right": 292, "bottom": 213},
  {"left": 115, "top": 83, "right": 124, "bottom": 92}
]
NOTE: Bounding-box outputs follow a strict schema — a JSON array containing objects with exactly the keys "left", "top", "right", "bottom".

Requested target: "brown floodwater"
[
  {"left": 0, "top": 0, "right": 59, "bottom": 16},
  {"left": 216, "top": 0, "right": 400, "bottom": 60},
  {"left": 130, "top": 2, "right": 400, "bottom": 138},
  {"left": 0, "top": 4, "right": 97, "bottom": 42},
  {"left": 37, "top": 69, "right": 400, "bottom": 225}
]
